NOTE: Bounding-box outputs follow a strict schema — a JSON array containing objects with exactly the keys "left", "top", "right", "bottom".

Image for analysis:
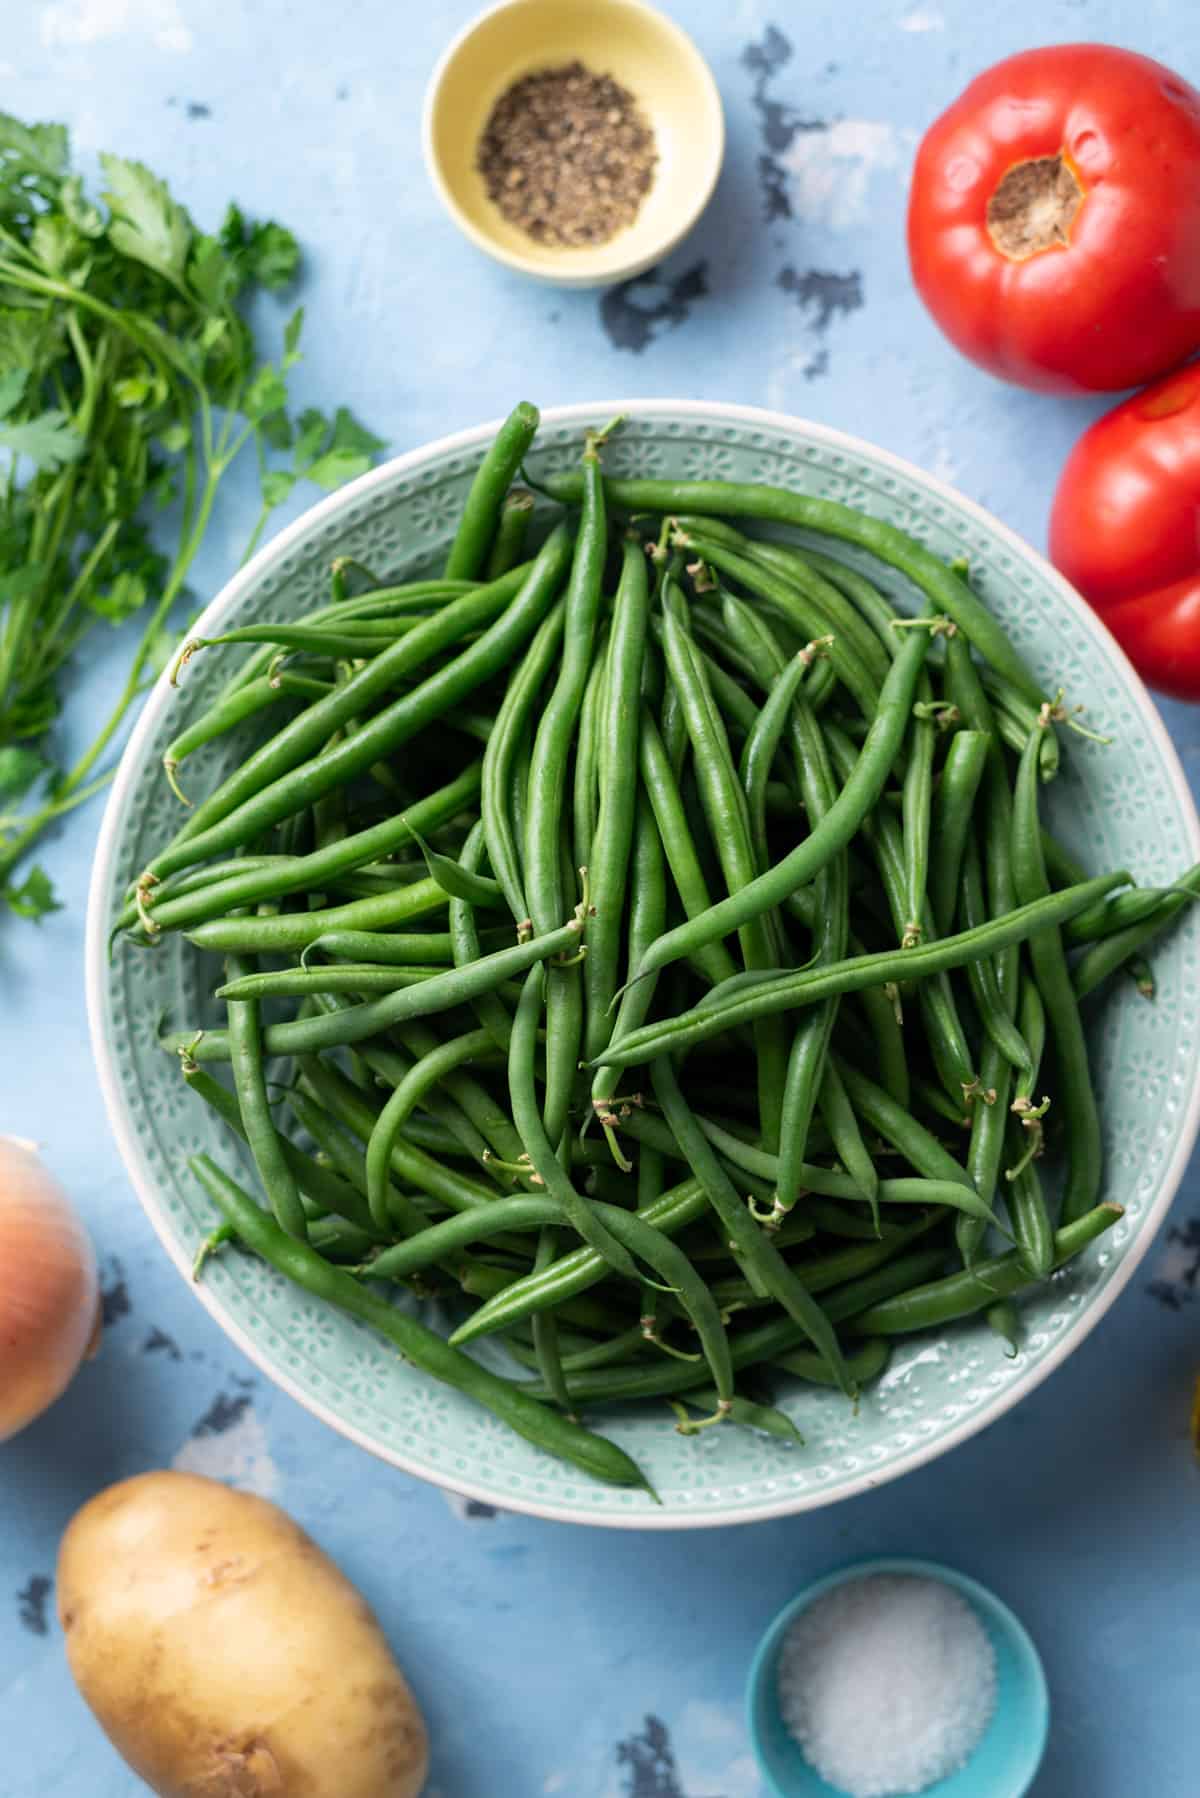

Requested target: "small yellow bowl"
[{"left": 422, "top": 0, "right": 725, "bottom": 287}]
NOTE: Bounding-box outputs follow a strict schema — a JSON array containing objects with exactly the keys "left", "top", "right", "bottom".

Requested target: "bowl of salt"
[{"left": 746, "top": 1557, "right": 1049, "bottom": 1798}]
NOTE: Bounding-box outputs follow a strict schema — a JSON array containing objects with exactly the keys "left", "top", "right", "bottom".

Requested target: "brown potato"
[{"left": 58, "top": 1470, "right": 428, "bottom": 1797}]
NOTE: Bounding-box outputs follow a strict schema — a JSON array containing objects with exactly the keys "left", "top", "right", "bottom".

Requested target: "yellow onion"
[{"left": 0, "top": 1137, "right": 100, "bottom": 1442}]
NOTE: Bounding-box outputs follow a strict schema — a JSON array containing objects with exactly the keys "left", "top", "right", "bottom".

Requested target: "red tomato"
[
  {"left": 1050, "top": 364, "right": 1200, "bottom": 699},
  {"left": 908, "top": 45, "right": 1200, "bottom": 394}
]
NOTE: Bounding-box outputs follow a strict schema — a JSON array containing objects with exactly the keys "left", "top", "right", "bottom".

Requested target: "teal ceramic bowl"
[
  {"left": 86, "top": 400, "right": 1200, "bottom": 1527},
  {"left": 747, "top": 1557, "right": 1049, "bottom": 1798}
]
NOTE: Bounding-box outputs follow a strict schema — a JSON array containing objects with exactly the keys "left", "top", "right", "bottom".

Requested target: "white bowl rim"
[
  {"left": 86, "top": 397, "right": 1200, "bottom": 1531},
  {"left": 419, "top": 0, "right": 727, "bottom": 287}
]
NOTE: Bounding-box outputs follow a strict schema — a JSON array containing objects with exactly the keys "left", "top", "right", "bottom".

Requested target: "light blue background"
[{"left": 4, "top": 3, "right": 1200, "bottom": 1794}]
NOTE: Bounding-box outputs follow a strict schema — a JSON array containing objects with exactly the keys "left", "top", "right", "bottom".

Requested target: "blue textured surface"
[{"left": 3, "top": 3, "right": 1200, "bottom": 1794}]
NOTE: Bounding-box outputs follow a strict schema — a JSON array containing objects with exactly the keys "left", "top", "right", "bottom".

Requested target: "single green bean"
[
  {"left": 599, "top": 872, "right": 1127, "bottom": 1067},
  {"left": 445, "top": 401, "right": 540, "bottom": 580},
  {"left": 224, "top": 953, "right": 307, "bottom": 1240},
  {"left": 928, "top": 729, "right": 989, "bottom": 935},
  {"left": 584, "top": 537, "right": 649, "bottom": 1062},
  {"left": 850, "top": 1204, "right": 1122, "bottom": 1333},
  {"left": 190, "top": 1152, "right": 653, "bottom": 1492},
  {"left": 481, "top": 600, "right": 566, "bottom": 924},
  {"left": 1012, "top": 727, "right": 1101, "bottom": 1222},
  {"left": 484, "top": 486, "right": 535, "bottom": 581}
]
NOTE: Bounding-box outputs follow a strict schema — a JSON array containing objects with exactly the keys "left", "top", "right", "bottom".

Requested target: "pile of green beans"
[{"left": 125, "top": 401, "right": 1199, "bottom": 1492}]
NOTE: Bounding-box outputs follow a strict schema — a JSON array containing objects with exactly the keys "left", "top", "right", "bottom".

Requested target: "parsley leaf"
[
  {"left": 3, "top": 864, "right": 61, "bottom": 921},
  {"left": 0, "top": 113, "right": 69, "bottom": 183},
  {"left": 306, "top": 447, "right": 373, "bottom": 491},
  {"left": 101, "top": 154, "right": 193, "bottom": 290},
  {"left": 0, "top": 410, "right": 84, "bottom": 471},
  {"left": 330, "top": 407, "right": 387, "bottom": 457},
  {"left": 0, "top": 746, "right": 50, "bottom": 803},
  {"left": 245, "top": 220, "right": 299, "bottom": 290}
]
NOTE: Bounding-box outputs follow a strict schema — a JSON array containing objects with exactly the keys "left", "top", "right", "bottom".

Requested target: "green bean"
[
  {"left": 527, "top": 440, "right": 610, "bottom": 1147},
  {"left": 151, "top": 560, "right": 527, "bottom": 865},
  {"left": 445, "top": 402, "right": 540, "bottom": 580},
  {"left": 168, "top": 911, "right": 584, "bottom": 1061},
  {"left": 572, "top": 637, "right": 608, "bottom": 876},
  {"left": 184, "top": 878, "right": 447, "bottom": 953},
  {"left": 509, "top": 964, "right": 640, "bottom": 1282},
  {"left": 817, "top": 1061, "right": 879, "bottom": 1226},
  {"left": 366, "top": 1028, "right": 500, "bottom": 1231},
  {"left": 1067, "top": 860, "right": 1200, "bottom": 943},
  {"left": 191, "top": 1153, "right": 652, "bottom": 1491},
  {"left": 188, "top": 618, "right": 422, "bottom": 658},
  {"left": 126, "top": 759, "right": 483, "bottom": 940},
  {"left": 739, "top": 651, "right": 809, "bottom": 872},
  {"left": 216, "top": 964, "right": 446, "bottom": 998},
  {"left": 207, "top": 576, "right": 476, "bottom": 704},
  {"left": 1073, "top": 877, "right": 1200, "bottom": 999},
  {"left": 299, "top": 929, "right": 455, "bottom": 965},
  {"left": 928, "top": 729, "right": 989, "bottom": 936},
  {"left": 835, "top": 1059, "right": 978, "bottom": 1196},
  {"left": 850, "top": 1204, "right": 1122, "bottom": 1333},
  {"left": 705, "top": 525, "right": 892, "bottom": 685},
  {"left": 959, "top": 1037, "right": 1011, "bottom": 1268},
  {"left": 451, "top": 820, "right": 514, "bottom": 1052},
  {"left": 627, "top": 617, "right": 930, "bottom": 988},
  {"left": 584, "top": 537, "right": 649, "bottom": 1062},
  {"left": 407, "top": 824, "right": 504, "bottom": 910},
  {"left": 484, "top": 486, "right": 535, "bottom": 580},
  {"left": 1012, "top": 727, "right": 1101, "bottom": 1222},
  {"left": 224, "top": 952, "right": 307, "bottom": 1240},
  {"left": 901, "top": 677, "right": 936, "bottom": 946},
  {"left": 296, "top": 1053, "right": 499, "bottom": 1216},
  {"left": 182, "top": 1063, "right": 379, "bottom": 1233},
  {"left": 162, "top": 671, "right": 333, "bottom": 804},
  {"left": 776, "top": 694, "right": 848, "bottom": 1217},
  {"left": 600, "top": 871, "right": 1125, "bottom": 1068},
  {"left": 449, "top": 1171, "right": 709, "bottom": 1344},
  {"left": 823, "top": 720, "right": 974, "bottom": 1103},
  {"left": 138, "top": 538, "right": 566, "bottom": 893},
  {"left": 683, "top": 533, "right": 879, "bottom": 716},
  {"left": 959, "top": 834, "right": 1033, "bottom": 1074},
  {"left": 481, "top": 600, "right": 566, "bottom": 923},
  {"left": 283, "top": 1088, "right": 432, "bottom": 1241},
  {"left": 651, "top": 1057, "right": 853, "bottom": 1393},
  {"left": 985, "top": 1301, "right": 1022, "bottom": 1357},
  {"left": 1006, "top": 1146, "right": 1054, "bottom": 1279},
  {"left": 542, "top": 472, "right": 1042, "bottom": 701},
  {"left": 774, "top": 542, "right": 900, "bottom": 652},
  {"left": 771, "top": 1337, "right": 892, "bottom": 1388},
  {"left": 852, "top": 977, "right": 909, "bottom": 1110},
  {"left": 520, "top": 1236, "right": 948, "bottom": 1405},
  {"left": 661, "top": 588, "right": 788, "bottom": 1147},
  {"left": 637, "top": 709, "right": 739, "bottom": 988},
  {"left": 590, "top": 791, "right": 667, "bottom": 1159},
  {"left": 676, "top": 1389, "right": 803, "bottom": 1441}
]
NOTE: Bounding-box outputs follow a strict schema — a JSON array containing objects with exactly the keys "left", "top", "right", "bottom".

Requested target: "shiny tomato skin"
[
  {"left": 1050, "top": 364, "right": 1200, "bottom": 700},
  {"left": 908, "top": 45, "right": 1200, "bottom": 394}
]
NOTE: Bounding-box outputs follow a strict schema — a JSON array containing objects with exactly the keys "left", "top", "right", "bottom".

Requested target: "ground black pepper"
[{"left": 477, "top": 61, "right": 657, "bottom": 249}]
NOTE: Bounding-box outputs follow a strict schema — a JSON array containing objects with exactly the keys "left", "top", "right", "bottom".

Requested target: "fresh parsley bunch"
[{"left": 0, "top": 113, "right": 384, "bottom": 920}]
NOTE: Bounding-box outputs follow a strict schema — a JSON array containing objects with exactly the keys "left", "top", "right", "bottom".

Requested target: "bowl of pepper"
[{"left": 421, "top": 0, "right": 725, "bottom": 286}]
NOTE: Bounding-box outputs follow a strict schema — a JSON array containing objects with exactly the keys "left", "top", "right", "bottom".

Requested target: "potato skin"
[{"left": 57, "top": 1471, "right": 428, "bottom": 1798}]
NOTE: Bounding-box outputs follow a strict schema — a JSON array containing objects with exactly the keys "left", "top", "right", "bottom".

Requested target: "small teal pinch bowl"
[{"left": 746, "top": 1556, "right": 1049, "bottom": 1798}]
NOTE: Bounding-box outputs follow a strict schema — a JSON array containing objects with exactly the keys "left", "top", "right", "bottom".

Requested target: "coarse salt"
[{"left": 777, "top": 1572, "right": 997, "bottom": 1797}]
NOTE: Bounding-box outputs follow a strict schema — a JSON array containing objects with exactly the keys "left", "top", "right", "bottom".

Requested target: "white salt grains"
[{"left": 777, "top": 1573, "right": 997, "bottom": 1797}]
